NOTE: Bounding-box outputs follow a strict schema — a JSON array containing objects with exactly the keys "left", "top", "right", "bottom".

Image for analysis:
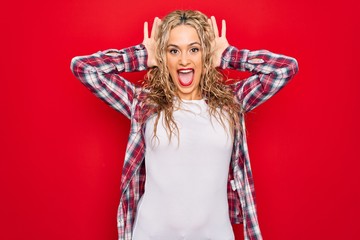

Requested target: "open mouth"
[{"left": 177, "top": 69, "right": 194, "bottom": 87}]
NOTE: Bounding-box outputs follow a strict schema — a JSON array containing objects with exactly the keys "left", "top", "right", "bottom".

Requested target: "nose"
[{"left": 179, "top": 52, "right": 190, "bottom": 66}]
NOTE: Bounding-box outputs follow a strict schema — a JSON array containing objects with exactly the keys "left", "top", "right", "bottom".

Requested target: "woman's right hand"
[{"left": 143, "top": 17, "right": 161, "bottom": 68}]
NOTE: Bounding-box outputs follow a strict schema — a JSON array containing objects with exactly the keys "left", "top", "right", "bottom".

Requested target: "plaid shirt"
[{"left": 70, "top": 44, "right": 298, "bottom": 240}]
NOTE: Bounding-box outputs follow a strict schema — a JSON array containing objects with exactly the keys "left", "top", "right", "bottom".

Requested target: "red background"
[{"left": 2, "top": 0, "right": 360, "bottom": 239}]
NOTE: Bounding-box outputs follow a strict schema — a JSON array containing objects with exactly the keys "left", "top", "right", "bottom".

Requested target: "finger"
[
  {"left": 144, "top": 21, "right": 149, "bottom": 39},
  {"left": 153, "top": 18, "right": 161, "bottom": 40},
  {"left": 211, "top": 16, "right": 219, "bottom": 37},
  {"left": 221, "top": 20, "right": 226, "bottom": 38},
  {"left": 150, "top": 17, "right": 158, "bottom": 39},
  {"left": 208, "top": 18, "right": 212, "bottom": 27},
  {"left": 208, "top": 18, "right": 213, "bottom": 32}
]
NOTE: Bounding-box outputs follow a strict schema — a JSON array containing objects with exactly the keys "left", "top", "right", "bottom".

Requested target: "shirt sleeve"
[
  {"left": 70, "top": 44, "right": 148, "bottom": 119},
  {"left": 220, "top": 46, "right": 299, "bottom": 113}
]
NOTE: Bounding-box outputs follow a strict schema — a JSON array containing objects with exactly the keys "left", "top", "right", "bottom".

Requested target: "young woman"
[{"left": 71, "top": 10, "right": 298, "bottom": 240}]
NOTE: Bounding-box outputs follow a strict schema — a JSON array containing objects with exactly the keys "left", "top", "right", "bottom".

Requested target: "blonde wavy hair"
[{"left": 143, "top": 10, "right": 242, "bottom": 141}]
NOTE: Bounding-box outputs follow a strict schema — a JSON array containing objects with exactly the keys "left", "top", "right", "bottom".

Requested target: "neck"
[{"left": 177, "top": 90, "right": 202, "bottom": 100}]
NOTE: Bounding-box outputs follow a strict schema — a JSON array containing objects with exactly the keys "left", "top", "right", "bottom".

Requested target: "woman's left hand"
[{"left": 208, "top": 16, "right": 230, "bottom": 68}]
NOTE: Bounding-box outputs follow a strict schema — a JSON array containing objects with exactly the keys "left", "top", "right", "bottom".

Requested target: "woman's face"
[{"left": 166, "top": 25, "right": 203, "bottom": 100}]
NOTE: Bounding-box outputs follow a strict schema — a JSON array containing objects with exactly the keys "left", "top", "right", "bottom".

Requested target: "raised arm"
[
  {"left": 70, "top": 45, "right": 148, "bottom": 119},
  {"left": 210, "top": 16, "right": 299, "bottom": 112},
  {"left": 221, "top": 47, "right": 298, "bottom": 112},
  {"left": 70, "top": 18, "right": 161, "bottom": 119}
]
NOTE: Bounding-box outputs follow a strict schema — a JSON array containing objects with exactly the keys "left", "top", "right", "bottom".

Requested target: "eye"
[
  {"left": 169, "top": 49, "right": 179, "bottom": 55},
  {"left": 190, "top": 47, "right": 199, "bottom": 53}
]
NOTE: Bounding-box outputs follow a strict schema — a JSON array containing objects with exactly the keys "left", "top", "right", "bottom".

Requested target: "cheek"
[
  {"left": 196, "top": 60, "right": 204, "bottom": 75},
  {"left": 166, "top": 59, "right": 176, "bottom": 72},
  {"left": 170, "top": 72, "right": 177, "bottom": 82},
  {"left": 195, "top": 55, "right": 203, "bottom": 68}
]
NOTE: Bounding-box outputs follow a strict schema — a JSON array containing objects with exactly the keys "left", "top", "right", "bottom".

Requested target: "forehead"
[{"left": 167, "top": 25, "right": 200, "bottom": 46}]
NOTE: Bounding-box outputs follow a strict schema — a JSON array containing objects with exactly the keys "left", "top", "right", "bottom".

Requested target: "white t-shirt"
[{"left": 132, "top": 99, "right": 235, "bottom": 240}]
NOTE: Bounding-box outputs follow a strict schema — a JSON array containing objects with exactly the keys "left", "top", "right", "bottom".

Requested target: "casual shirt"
[
  {"left": 70, "top": 44, "right": 299, "bottom": 240},
  {"left": 132, "top": 98, "right": 234, "bottom": 240}
]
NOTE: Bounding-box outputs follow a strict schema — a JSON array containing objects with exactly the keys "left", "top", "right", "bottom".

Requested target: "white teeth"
[{"left": 178, "top": 69, "right": 193, "bottom": 73}]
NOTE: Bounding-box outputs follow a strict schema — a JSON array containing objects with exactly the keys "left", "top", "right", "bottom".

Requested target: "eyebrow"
[{"left": 167, "top": 42, "right": 201, "bottom": 48}]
